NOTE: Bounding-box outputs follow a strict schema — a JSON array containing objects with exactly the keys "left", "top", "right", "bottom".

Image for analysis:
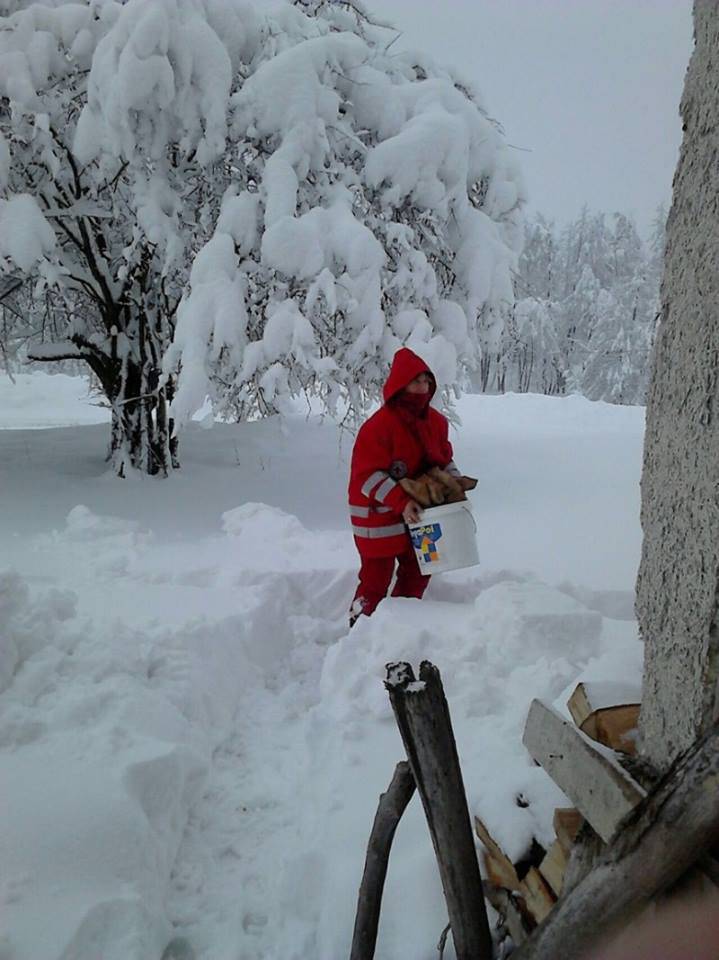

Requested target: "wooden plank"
[
  {"left": 538, "top": 840, "right": 568, "bottom": 897},
  {"left": 510, "top": 717, "right": 719, "bottom": 960},
  {"left": 518, "top": 867, "right": 556, "bottom": 924},
  {"left": 386, "top": 662, "right": 493, "bottom": 960},
  {"left": 523, "top": 700, "right": 645, "bottom": 842},
  {"left": 475, "top": 816, "right": 521, "bottom": 890},
  {"left": 552, "top": 807, "right": 584, "bottom": 854}
]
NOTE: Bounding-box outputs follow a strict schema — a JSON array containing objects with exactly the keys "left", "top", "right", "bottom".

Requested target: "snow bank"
[
  {"left": 282, "top": 579, "right": 641, "bottom": 958},
  {"left": 0, "top": 556, "right": 261, "bottom": 960},
  {"left": 0, "top": 373, "right": 109, "bottom": 429},
  {"left": 0, "top": 382, "right": 646, "bottom": 959}
]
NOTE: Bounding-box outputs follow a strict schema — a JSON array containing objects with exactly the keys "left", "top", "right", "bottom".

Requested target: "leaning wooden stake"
[
  {"left": 350, "top": 761, "right": 416, "bottom": 960},
  {"left": 512, "top": 719, "right": 719, "bottom": 960},
  {"left": 385, "top": 660, "right": 493, "bottom": 960}
]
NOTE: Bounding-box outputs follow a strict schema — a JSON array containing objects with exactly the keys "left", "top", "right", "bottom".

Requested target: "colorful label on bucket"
[{"left": 411, "top": 522, "right": 443, "bottom": 564}]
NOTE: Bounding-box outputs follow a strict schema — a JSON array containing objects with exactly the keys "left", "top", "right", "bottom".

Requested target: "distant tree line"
[{"left": 476, "top": 206, "right": 666, "bottom": 405}]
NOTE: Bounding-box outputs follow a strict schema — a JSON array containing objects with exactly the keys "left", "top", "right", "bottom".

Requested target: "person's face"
[{"left": 405, "top": 372, "right": 432, "bottom": 395}]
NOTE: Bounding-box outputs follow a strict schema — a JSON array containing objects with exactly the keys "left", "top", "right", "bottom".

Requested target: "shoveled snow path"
[{"left": 164, "top": 589, "right": 352, "bottom": 959}]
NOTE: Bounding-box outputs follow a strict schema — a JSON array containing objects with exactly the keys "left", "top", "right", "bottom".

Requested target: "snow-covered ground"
[{"left": 0, "top": 372, "right": 645, "bottom": 960}]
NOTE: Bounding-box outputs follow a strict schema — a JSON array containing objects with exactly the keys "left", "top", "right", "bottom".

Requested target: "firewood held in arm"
[
  {"left": 399, "top": 468, "right": 477, "bottom": 508},
  {"left": 385, "top": 660, "right": 493, "bottom": 960}
]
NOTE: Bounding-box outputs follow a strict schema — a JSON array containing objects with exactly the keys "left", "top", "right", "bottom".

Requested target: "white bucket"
[{"left": 408, "top": 501, "right": 480, "bottom": 575}]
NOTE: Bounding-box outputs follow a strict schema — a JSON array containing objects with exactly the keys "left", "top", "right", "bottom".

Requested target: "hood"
[{"left": 382, "top": 348, "right": 436, "bottom": 403}]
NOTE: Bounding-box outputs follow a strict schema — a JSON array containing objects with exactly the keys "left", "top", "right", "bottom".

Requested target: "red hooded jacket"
[{"left": 348, "top": 348, "right": 459, "bottom": 558}]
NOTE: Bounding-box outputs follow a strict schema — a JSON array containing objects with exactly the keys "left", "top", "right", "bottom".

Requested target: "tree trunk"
[
  {"left": 109, "top": 358, "right": 174, "bottom": 477},
  {"left": 385, "top": 661, "right": 494, "bottom": 960}
]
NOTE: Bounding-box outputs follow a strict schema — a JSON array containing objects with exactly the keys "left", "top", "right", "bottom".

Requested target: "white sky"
[{"left": 373, "top": 0, "right": 693, "bottom": 235}]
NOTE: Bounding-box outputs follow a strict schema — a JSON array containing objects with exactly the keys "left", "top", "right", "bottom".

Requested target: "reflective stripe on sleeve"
[
  {"left": 352, "top": 523, "right": 407, "bottom": 539},
  {"left": 361, "top": 470, "right": 388, "bottom": 498},
  {"left": 349, "top": 504, "right": 392, "bottom": 517},
  {"left": 375, "top": 476, "right": 397, "bottom": 503}
]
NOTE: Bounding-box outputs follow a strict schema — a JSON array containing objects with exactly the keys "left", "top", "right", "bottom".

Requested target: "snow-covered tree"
[
  {"left": 0, "top": 0, "right": 252, "bottom": 473},
  {"left": 1, "top": 0, "right": 523, "bottom": 475},
  {"left": 163, "top": 1, "right": 525, "bottom": 428}
]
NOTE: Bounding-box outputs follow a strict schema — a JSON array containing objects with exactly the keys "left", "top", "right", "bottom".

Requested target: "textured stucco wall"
[{"left": 636, "top": 0, "right": 719, "bottom": 768}]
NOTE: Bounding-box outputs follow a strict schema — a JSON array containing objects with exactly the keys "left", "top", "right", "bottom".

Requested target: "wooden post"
[
  {"left": 350, "top": 761, "right": 416, "bottom": 960},
  {"left": 385, "top": 661, "right": 494, "bottom": 960}
]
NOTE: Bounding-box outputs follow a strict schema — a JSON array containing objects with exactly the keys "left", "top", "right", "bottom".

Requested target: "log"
[
  {"left": 350, "top": 761, "right": 416, "bottom": 960},
  {"left": 553, "top": 808, "right": 584, "bottom": 855},
  {"left": 538, "top": 840, "right": 568, "bottom": 897},
  {"left": 584, "top": 705, "right": 640, "bottom": 755},
  {"left": 567, "top": 683, "right": 640, "bottom": 754},
  {"left": 475, "top": 816, "right": 521, "bottom": 891},
  {"left": 567, "top": 681, "right": 640, "bottom": 727},
  {"left": 385, "top": 661, "right": 493, "bottom": 960},
  {"left": 510, "top": 718, "right": 719, "bottom": 960},
  {"left": 483, "top": 882, "right": 535, "bottom": 947},
  {"left": 518, "top": 867, "right": 556, "bottom": 923},
  {"left": 523, "top": 700, "right": 645, "bottom": 842}
]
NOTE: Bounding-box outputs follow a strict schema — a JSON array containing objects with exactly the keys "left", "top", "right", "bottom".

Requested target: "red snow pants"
[{"left": 352, "top": 542, "right": 430, "bottom": 619}]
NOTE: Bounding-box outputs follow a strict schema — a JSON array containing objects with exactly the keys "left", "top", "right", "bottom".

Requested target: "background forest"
[{"left": 489, "top": 206, "right": 666, "bottom": 405}]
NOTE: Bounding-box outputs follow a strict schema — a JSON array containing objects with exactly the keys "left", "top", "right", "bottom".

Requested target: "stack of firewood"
[
  {"left": 477, "top": 681, "right": 641, "bottom": 945},
  {"left": 475, "top": 805, "right": 583, "bottom": 941}
]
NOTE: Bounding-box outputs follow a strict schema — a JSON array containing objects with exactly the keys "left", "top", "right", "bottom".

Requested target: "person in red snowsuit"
[{"left": 348, "top": 347, "right": 464, "bottom": 625}]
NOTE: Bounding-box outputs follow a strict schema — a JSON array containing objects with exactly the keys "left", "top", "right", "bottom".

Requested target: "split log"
[
  {"left": 475, "top": 816, "right": 521, "bottom": 891},
  {"left": 538, "top": 840, "right": 568, "bottom": 897},
  {"left": 567, "top": 682, "right": 640, "bottom": 754},
  {"left": 510, "top": 718, "right": 719, "bottom": 960},
  {"left": 552, "top": 808, "right": 584, "bottom": 855},
  {"left": 385, "top": 661, "right": 493, "bottom": 960},
  {"left": 350, "top": 761, "right": 416, "bottom": 960},
  {"left": 483, "top": 882, "right": 534, "bottom": 947},
  {"left": 523, "top": 700, "right": 645, "bottom": 842},
  {"left": 518, "top": 867, "right": 556, "bottom": 923}
]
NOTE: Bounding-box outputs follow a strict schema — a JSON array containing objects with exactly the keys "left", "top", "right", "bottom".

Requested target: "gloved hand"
[{"left": 402, "top": 499, "right": 422, "bottom": 524}]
